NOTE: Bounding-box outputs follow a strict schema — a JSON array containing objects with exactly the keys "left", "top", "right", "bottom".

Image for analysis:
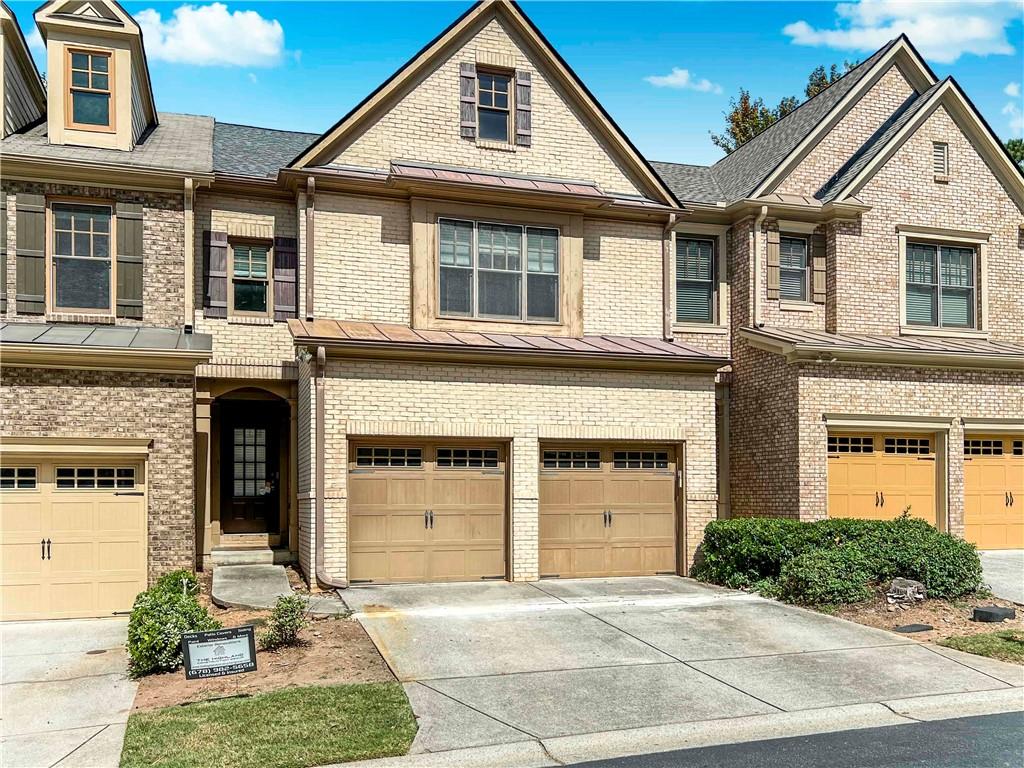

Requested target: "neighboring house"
[{"left": 0, "top": 0, "right": 1020, "bottom": 621}]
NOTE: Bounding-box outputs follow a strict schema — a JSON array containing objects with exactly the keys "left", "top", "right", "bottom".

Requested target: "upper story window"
[
  {"left": 51, "top": 202, "right": 113, "bottom": 314},
  {"left": 905, "top": 242, "right": 975, "bottom": 329},
  {"left": 67, "top": 49, "right": 113, "bottom": 131},
  {"left": 779, "top": 235, "right": 809, "bottom": 301},
  {"left": 675, "top": 237, "right": 715, "bottom": 324},
  {"left": 230, "top": 242, "right": 272, "bottom": 317},
  {"left": 477, "top": 71, "right": 512, "bottom": 142},
  {"left": 439, "top": 218, "right": 559, "bottom": 322}
]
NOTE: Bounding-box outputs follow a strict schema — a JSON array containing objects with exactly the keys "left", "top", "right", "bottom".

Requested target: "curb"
[{"left": 325, "top": 687, "right": 1024, "bottom": 768}]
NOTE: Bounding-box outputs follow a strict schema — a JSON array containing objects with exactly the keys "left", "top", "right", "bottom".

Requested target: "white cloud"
[
  {"left": 135, "top": 3, "right": 284, "bottom": 67},
  {"left": 1005, "top": 81, "right": 1021, "bottom": 98},
  {"left": 645, "top": 68, "right": 722, "bottom": 94},
  {"left": 783, "top": 0, "right": 1020, "bottom": 63},
  {"left": 27, "top": 27, "right": 45, "bottom": 57}
]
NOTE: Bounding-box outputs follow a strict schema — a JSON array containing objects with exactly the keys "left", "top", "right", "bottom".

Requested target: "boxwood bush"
[
  {"left": 693, "top": 514, "right": 982, "bottom": 605},
  {"left": 127, "top": 578, "right": 220, "bottom": 678}
]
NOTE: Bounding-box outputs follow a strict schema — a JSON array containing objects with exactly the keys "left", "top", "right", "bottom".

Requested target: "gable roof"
[
  {"left": 214, "top": 122, "right": 319, "bottom": 179},
  {"left": 824, "top": 78, "right": 1024, "bottom": 209},
  {"left": 288, "top": 0, "right": 679, "bottom": 207}
]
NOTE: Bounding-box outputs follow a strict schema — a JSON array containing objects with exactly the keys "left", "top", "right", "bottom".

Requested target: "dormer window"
[
  {"left": 67, "top": 48, "right": 113, "bottom": 131},
  {"left": 477, "top": 71, "right": 511, "bottom": 142}
]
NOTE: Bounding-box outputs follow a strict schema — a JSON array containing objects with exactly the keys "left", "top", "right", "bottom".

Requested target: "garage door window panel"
[
  {"left": 355, "top": 447, "right": 423, "bottom": 468},
  {"left": 1, "top": 467, "right": 38, "bottom": 490},
  {"left": 542, "top": 450, "right": 600, "bottom": 469},
  {"left": 884, "top": 437, "right": 932, "bottom": 455},
  {"left": 437, "top": 447, "right": 499, "bottom": 468},
  {"left": 828, "top": 435, "right": 874, "bottom": 454},
  {"left": 56, "top": 467, "right": 135, "bottom": 490}
]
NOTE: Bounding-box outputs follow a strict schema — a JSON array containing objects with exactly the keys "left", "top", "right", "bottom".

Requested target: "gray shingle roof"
[
  {"left": 214, "top": 122, "right": 319, "bottom": 178},
  {"left": 649, "top": 162, "right": 723, "bottom": 204},
  {"left": 708, "top": 39, "right": 899, "bottom": 202},
  {"left": 817, "top": 81, "right": 944, "bottom": 202},
  {"left": 1, "top": 322, "right": 212, "bottom": 351},
  {"left": 1, "top": 112, "right": 214, "bottom": 175}
]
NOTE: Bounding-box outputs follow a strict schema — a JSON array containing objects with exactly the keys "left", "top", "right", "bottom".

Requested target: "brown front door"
[
  {"left": 347, "top": 442, "right": 506, "bottom": 583},
  {"left": 539, "top": 445, "right": 678, "bottom": 578},
  {"left": 220, "top": 408, "right": 281, "bottom": 534}
]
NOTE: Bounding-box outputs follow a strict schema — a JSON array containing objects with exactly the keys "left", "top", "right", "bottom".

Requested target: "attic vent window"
[
  {"left": 932, "top": 142, "right": 948, "bottom": 177},
  {"left": 67, "top": 49, "right": 113, "bottom": 131}
]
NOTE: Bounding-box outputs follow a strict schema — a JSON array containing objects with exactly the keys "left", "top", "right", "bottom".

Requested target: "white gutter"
[
  {"left": 662, "top": 213, "right": 677, "bottom": 340},
  {"left": 751, "top": 205, "right": 768, "bottom": 327}
]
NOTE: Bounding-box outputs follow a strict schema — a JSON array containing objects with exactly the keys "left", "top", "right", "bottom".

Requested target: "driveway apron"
[
  {"left": 1, "top": 618, "right": 137, "bottom": 768},
  {"left": 345, "top": 576, "right": 1021, "bottom": 755}
]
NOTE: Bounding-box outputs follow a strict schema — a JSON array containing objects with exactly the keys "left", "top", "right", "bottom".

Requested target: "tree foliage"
[
  {"left": 711, "top": 60, "right": 859, "bottom": 154},
  {"left": 1006, "top": 138, "right": 1024, "bottom": 168}
]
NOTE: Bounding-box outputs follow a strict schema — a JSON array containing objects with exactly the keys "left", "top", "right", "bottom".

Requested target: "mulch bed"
[
  {"left": 132, "top": 571, "right": 394, "bottom": 711},
  {"left": 830, "top": 588, "right": 1023, "bottom": 658}
]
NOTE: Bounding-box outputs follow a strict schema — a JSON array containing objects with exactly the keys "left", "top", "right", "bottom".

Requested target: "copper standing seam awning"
[
  {"left": 740, "top": 326, "right": 1024, "bottom": 370},
  {"left": 289, "top": 319, "right": 729, "bottom": 372}
]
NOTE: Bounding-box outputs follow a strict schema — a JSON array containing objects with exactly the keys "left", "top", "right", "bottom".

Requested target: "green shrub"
[
  {"left": 778, "top": 547, "right": 873, "bottom": 605},
  {"left": 694, "top": 514, "right": 982, "bottom": 605},
  {"left": 152, "top": 569, "right": 200, "bottom": 597},
  {"left": 127, "top": 589, "right": 220, "bottom": 678},
  {"left": 258, "top": 595, "right": 309, "bottom": 651}
]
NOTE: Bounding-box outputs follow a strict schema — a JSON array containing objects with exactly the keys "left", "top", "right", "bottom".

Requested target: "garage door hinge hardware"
[
  {"left": 351, "top": 579, "right": 373, "bottom": 584},
  {"left": 481, "top": 575, "right": 504, "bottom": 580},
  {"left": 114, "top": 491, "right": 144, "bottom": 496}
]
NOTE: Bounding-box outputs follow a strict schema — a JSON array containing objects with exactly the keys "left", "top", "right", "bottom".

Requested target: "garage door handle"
[
  {"left": 429, "top": 510, "right": 434, "bottom": 529},
  {"left": 424, "top": 510, "right": 429, "bottom": 529},
  {"left": 875, "top": 491, "right": 879, "bottom": 507},
  {"left": 41, "top": 539, "right": 45, "bottom": 560},
  {"left": 880, "top": 491, "right": 885, "bottom": 507},
  {"left": 46, "top": 538, "right": 51, "bottom": 560}
]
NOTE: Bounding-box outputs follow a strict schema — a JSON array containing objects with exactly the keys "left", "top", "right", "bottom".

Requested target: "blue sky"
[{"left": 12, "top": 1, "right": 1024, "bottom": 166}]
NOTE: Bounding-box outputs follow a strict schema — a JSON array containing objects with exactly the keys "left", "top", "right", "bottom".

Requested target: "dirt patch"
[
  {"left": 133, "top": 574, "right": 394, "bottom": 711},
  {"left": 831, "top": 590, "right": 1023, "bottom": 660}
]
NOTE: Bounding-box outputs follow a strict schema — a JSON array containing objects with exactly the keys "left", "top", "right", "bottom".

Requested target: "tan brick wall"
[
  {"left": 2, "top": 181, "right": 185, "bottom": 327},
  {"left": 295, "top": 358, "right": 718, "bottom": 584},
  {"left": 192, "top": 191, "right": 297, "bottom": 366},
  {"left": 328, "top": 15, "right": 647, "bottom": 197},
  {"left": 0, "top": 366, "right": 196, "bottom": 581},
  {"left": 582, "top": 218, "right": 662, "bottom": 336},
  {"left": 833, "top": 105, "right": 1024, "bottom": 338},
  {"left": 796, "top": 363, "right": 1023, "bottom": 538},
  {"left": 777, "top": 64, "right": 916, "bottom": 197},
  {"left": 311, "top": 193, "right": 411, "bottom": 323}
]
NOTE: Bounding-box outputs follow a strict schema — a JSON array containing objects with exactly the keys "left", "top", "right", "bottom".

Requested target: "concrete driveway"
[
  {"left": 1, "top": 618, "right": 137, "bottom": 768},
  {"left": 981, "top": 551, "right": 1024, "bottom": 604},
  {"left": 345, "top": 577, "right": 1024, "bottom": 756}
]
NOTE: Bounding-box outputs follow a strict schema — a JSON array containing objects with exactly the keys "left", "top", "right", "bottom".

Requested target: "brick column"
[
  {"left": 510, "top": 431, "right": 540, "bottom": 581},
  {"left": 945, "top": 421, "right": 965, "bottom": 537}
]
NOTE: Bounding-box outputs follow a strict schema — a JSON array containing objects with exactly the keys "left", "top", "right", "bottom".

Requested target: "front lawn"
[
  {"left": 120, "top": 683, "right": 416, "bottom": 768},
  {"left": 939, "top": 630, "right": 1024, "bottom": 664}
]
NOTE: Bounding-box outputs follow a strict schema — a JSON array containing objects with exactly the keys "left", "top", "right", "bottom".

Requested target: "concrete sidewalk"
[
  {"left": 1, "top": 618, "right": 137, "bottom": 768},
  {"left": 343, "top": 577, "right": 1024, "bottom": 764}
]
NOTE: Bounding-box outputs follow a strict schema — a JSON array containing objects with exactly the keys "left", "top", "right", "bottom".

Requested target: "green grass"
[
  {"left": 120, "top": 683, "right": 416, "bottom": 768},
  {"left": 939, "top": 630, "right": 1024, "bottom": 664}
]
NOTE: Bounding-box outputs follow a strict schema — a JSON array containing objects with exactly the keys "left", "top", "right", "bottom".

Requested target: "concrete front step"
[
  {"left": 210, "top": 547, "right": 292, "bottom": 566},
  {"left": 210, "top": 564, "right": 349, "bottom": 616}
]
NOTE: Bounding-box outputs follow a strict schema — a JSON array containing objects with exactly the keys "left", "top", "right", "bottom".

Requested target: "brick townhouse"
[{"left": 1, "top": 0, "right": 1021, "bottom": 620}]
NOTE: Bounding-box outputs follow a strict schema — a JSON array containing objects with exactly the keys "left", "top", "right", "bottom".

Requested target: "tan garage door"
[
  {"left": 539, "top": 445, "right": 678, "bottom": 578},
  {"left": 347, "top": 443, "right": 506, "bottom": 583},
  {"left": 964, "top": 435, "right": 1023, "bottom": 550},
  {"left": 1, "top": 461, "right": 147, "bottom": 621},
  {"left": 827, "top": 433, "right": 937, "bottom": 524}
]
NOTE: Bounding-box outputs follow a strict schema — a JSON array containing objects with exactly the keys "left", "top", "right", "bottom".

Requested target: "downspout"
[
  {"left": 314, "top": 345, "right": 348, "bottom": 589},
  {"left": 183, "top": 177, "right": 195, "bottom": 331},
  {"left": 662, "top": 213, "right": 677, "bottom": 340},
  {"left": 305, "top": 176, "right": 316, "bottom": 321},
  {"left": 751, "top": 205, "right": 768, "bottom": 327}
]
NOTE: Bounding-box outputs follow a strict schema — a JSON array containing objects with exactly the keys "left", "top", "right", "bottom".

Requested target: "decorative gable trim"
[
  {"left": 831, "top": 79, "right": 1024, "bottom": 211},
  {"left": 753, "top": 36, "right": 937, "bottom": 198},
  {"left": 288, "top": 0, "right": 680, "bottom": 207}
]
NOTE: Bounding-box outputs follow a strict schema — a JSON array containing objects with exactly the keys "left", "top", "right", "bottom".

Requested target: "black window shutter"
[
  {"left": 273, "top": 236, "right": 298, "bottom": 321},
  {"left": 202, "top": 230, "right": 228, "bottom": 318},
  {"left": 15, "top": 193, "right": 45, "bottom": 315},
  {"left": 460, "top": 62, "right": 477, "bottom": 139},
  {"left": 515, "top": 70, "right": 532, "bottom": 147},
  {"left": 115, "top": 202, "right": 144, "bottom": 319}
]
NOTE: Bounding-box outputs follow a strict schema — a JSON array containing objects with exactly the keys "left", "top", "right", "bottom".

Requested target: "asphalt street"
[{"left": 567, "top": 712, "right": 1024, "bottom": 768}]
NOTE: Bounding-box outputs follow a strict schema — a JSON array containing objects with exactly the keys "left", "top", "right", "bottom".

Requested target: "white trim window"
[
  {"left": 439, "top": 218, "right": 559, "bottom": 322},
  {"left": 906, "top": 242, "right": 975, "bottom": 328},
  {"left": 779, "top": 235, "right": 808, "bottom": 301},
  {"left": 675, "top": 237, "right": 715, "bottom": 323}
]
